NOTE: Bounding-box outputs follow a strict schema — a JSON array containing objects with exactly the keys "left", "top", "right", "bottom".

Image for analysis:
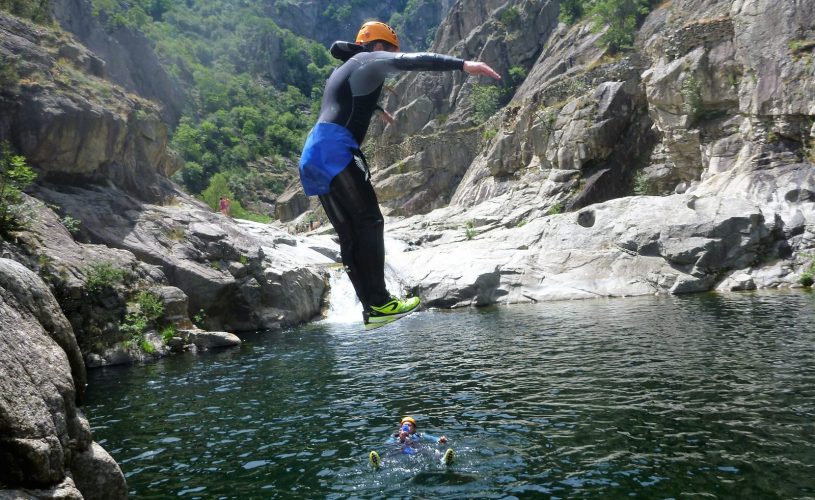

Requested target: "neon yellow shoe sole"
[
  {"left": 441, "top": 448, "right": 454, "bottom": 465},
  {"left": 369, "top": 450, "right": 381, "bottom": 469}
]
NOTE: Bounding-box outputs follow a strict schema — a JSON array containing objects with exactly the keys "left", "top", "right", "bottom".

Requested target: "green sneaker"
[
  {"left": 364, "top": 296, "right": 420, "bottom": 325},
  {"left": 441, "top": 448, "right": 455, "bottom": 465},
  {"left": 369, "top": 450, "right": 381, "bottom": 469}
]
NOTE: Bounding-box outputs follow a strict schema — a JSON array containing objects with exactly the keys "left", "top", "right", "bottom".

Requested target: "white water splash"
[{"left": 323, "top": 237, "right": 411, "bottom": 324}]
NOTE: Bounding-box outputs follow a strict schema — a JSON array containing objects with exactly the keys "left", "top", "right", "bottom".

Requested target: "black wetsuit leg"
[{"left": 318, "top": 159, "right": 390, "bottom": 310}]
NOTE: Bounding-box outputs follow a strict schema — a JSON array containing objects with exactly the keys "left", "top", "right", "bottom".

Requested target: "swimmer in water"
[{"left": 369, "top": 416, "right": 454, "bottom": 468}]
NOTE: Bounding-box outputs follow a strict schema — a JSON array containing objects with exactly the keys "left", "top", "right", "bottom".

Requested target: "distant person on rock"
[
  {"left": 298, "top": 20, "right": 500, "bottom": 327},
  {"left": 219, "top": 196, "right": 230, "bottom": 217}
]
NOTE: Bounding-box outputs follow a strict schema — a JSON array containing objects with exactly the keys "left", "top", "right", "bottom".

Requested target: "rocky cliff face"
[
  {"left": 0, "top": 10, "right": 333, "bottom": 348},
  {"left": 367, "top": 0, "right": 561, "bottom": 215},
  {"left": 1, "top": 9, "right": 337, "bottom": 496},
  {"left": 0, "top": 12, "right": 182, "bottom": 203},
  {"left": 0, "top": 259, "right": 127, "bottom": 499},
  {"left": 356, "top": 0, "right": 815, "bottom": 305},
  {"left": 50, "top": 0, "right": 185, "bottom": 124}
]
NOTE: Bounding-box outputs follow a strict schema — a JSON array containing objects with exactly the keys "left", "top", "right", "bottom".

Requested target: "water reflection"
[{"left": 86, "top": 291, "right": 815, "bottom": 498}]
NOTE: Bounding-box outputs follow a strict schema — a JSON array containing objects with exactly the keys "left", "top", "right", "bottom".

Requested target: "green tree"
[
  {"left": 0, "top": 143, "right": 36, "bottom": 233},
  {"left": 559, "top": 0, "right": 586, "bottom": 24},
  {"left": 471, "top": 84, "right": 504, "bottom": 123},
  {"left": 588, "top": 0, "right": 652, "bottom": 53}
]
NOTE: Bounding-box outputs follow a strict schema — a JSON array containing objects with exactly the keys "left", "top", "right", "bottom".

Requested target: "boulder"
[
  {"left": 387, "top": 193, "right": 782, "bottom": 306},
  {"left": 34, "top": 183, "right": 331, "bottom": 332},
  {"left": 0, "top": 258, "right": 125, "bottom": 498}
]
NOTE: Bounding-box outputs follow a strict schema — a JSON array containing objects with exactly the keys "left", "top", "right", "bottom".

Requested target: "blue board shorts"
[{"left": 298, "top": 122, "right": 360, "bottom": 196}]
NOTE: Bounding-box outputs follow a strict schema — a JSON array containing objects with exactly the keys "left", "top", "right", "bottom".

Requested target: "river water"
[{"left": 85, "top": 291, "right": 815, "bottom": 498}]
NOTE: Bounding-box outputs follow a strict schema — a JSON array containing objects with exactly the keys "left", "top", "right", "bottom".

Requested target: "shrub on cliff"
[
  {"left": 0, "top": 143, "right": 36, "bottom": 234},
  {"left": 558, "top": 0, "right": 655, "bottom": 53},
  {"left": 0, "top": 0, "right": 51, "bottom": 24}
]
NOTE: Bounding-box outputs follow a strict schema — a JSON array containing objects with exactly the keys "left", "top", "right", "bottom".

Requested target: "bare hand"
[{"left": 463, "top": 61, "right": 501, "bottom": 80}]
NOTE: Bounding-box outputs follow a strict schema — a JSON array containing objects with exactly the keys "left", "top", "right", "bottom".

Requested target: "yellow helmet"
[
  {"left": 400, "top": 416, "right": 416, "bottom": 426},
  {"left": 356, "top": 21, "right": 400, "bottom": 50}
]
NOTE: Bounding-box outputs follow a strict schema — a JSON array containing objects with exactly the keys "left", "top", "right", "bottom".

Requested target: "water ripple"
[{"left": 85, "top": 291, "right": 815, "bottom": 498}]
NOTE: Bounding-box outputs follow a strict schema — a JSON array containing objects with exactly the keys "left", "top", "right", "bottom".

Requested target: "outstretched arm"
[
  {"left": 361, "top": 51, "right": 501, "bottom": 81},
  {"left": 463, "top": 61, "right": 501, "bottom": 80}
]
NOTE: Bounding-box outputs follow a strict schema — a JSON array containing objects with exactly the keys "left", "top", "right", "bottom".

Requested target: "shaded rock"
[
  {"left": 275, "top": 185, "right": 311, "bottom": 222},
  {"left": 1, "top": 195, "right": 173, "bottom": 360},
  {"left": 69, "top": 442, "right": 127, "bottom": 500},
  {"left": 0, "top": 258, "right": 124, "bottom": 497},
  {"left": 180, "top": 328, "right": 241, "bottom": 350}
]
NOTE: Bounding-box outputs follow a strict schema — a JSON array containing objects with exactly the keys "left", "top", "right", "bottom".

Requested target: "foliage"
[
  {"left": 200, "top": 172, "right": 271, "bottom": 223},
  {"left": 471, "top": 84, "right": 505, "bottom": 123},
  {"left": 120, "top": 290, "right": 165, "bottom": 353},
  {"left": 37, "top": 253, "right": 51, "bottom": 269},
  {"left": 558, "top": 0, "right": 655, "bottom": 53},
  {"left": 388, "top": 0, "right": 436, "bottom": 51},
  {"left": 681, "top": 74, "right": 703, "bottom": 124},
  {"left": 88, "top": 0, "right": 337, "bottom": 214},
  {"left": 425, "top": 25, "right": 438, "bottom": 48},
  {"left": 588, "top": 0, "right": 652, "bottom": 52},
  {"left": 546, "top": 202, "right": 564, "bottom": 215},
  {"left": 119, "top": 308, "right": 156, "bottom": 354},
  {"left": 161, "top": 324, "right": 177, "bottom": 344},
  {"left": 90, "top": 0, "right": 172, "bottom": 28},
  {"left": 789, "top": 39, "right": 815, "bottom": 55},
  {"left": 193, "top": 308, "right": 207, "bottom": 327},
  {"left": 539, "top": 106, "right": 559, "bottom": 134},
  {"left": 84, "top": 262, "right": 126, "bottom": 294},
  {"left": 119, "top": 312, "right": 148, "bottom": 338},
  {"left": 483, "top": 128, "right": 497, "bottom": 141},
  {"left": 0, "top": 144, "right": 37, "bottom": 233},
  {"left": 136, "top": 290, "right": 164, "bottom": 321},
  {"left": 470, "top": 65, "right": 527, "bottom": 124},
  {"left": 464, "top": 220, "right": 476, "bottom": 240},
  {"left": 170, "top": 82, "right": 313, "bottom": 195},
  {"left": 140, "top": 339, "right": 156, "bottom": 354},
  {"left": 633, "top": 170, "right": 649, "bottom": 195},
  {"left": 559, "top": 0, "right": 586, "bottom": 24},
  {"left": 498, "top": 6, "right": 520, "bottom": 28},
  {"left": 800, "top": 256, "right": 815, "bottom": 287},
  {"left": 0, "top": 0, "right": 52, "bottom": 24},
  {"left": 61, "top": 214, "right": 81, "bottom": 236},
  {"left": 507, "top": 66, "right": 527, "bottom": 88}
]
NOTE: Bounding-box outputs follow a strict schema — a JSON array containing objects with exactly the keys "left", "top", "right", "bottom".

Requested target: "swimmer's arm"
[{"left": 420, "top": 432, "right": 448, "bottom": 444}]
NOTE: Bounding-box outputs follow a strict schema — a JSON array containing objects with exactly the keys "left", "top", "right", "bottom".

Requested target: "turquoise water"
[{"left": 85, "top": 292, "right": 815, "bottom": 498}]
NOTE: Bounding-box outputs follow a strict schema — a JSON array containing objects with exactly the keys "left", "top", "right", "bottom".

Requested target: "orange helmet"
[
  {"left": 400, "top": 416, "right": 416, "bottom": 427},
  {"left": 356, "top": 21, "right": 400, "bottom": 50}
]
